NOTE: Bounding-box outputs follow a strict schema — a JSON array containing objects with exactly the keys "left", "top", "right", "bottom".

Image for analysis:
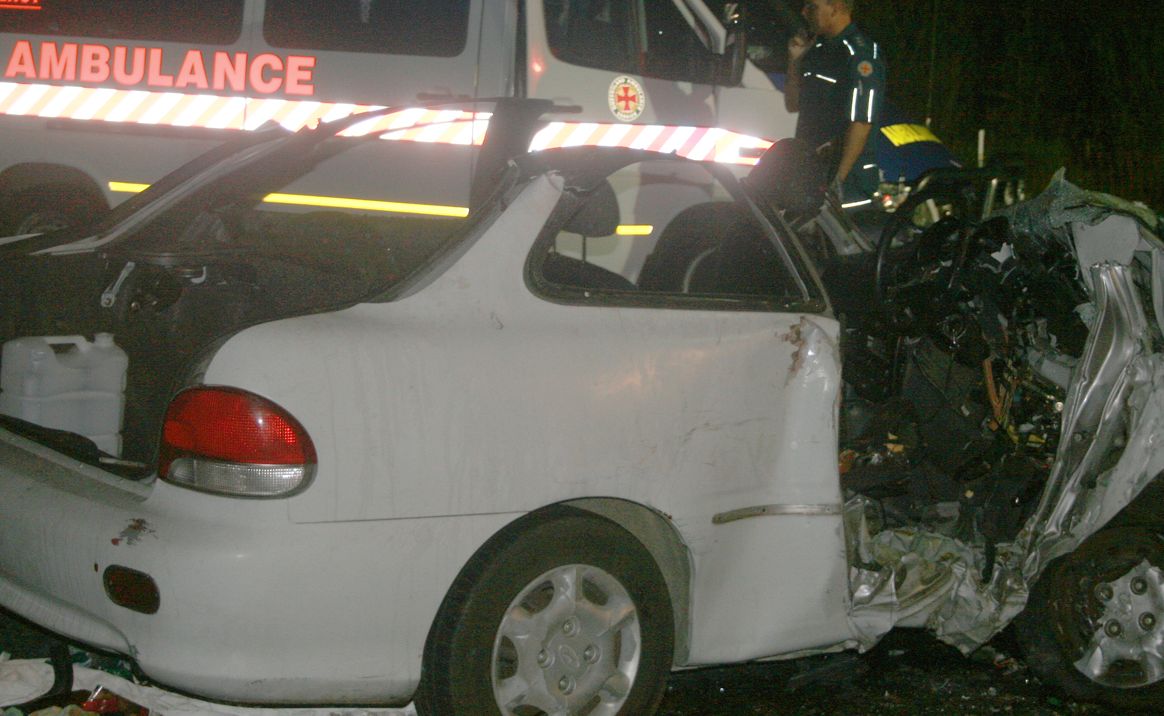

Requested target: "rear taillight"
[{"left": 159, "top": 386, "right": 316, "bottom": 497}]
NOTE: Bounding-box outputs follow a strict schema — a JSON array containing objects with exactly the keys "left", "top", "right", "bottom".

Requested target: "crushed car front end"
[{"left": 824, "top": 173, "right": 1164, "bottom": 707}]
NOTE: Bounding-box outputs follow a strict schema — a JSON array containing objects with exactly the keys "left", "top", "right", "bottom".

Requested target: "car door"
[{"left": 518, "top": 155, "right": 853, "bottom": 662}]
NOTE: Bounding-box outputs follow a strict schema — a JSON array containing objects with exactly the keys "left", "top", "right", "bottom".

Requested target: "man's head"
[{"left": 802, "top": 0, "right": 853, "bottom": 38}]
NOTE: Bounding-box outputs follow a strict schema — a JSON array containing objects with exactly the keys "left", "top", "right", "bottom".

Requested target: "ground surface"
[
  {"left": 658, "top": 628, "right": 1115, "bottom": 715},
  {"left": 2, "top": 609, "right": 1116, "bottom": 714}
]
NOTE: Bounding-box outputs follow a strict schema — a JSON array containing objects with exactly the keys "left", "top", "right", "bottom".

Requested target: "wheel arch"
[
  {"left": 560, "top": 497, "right": 693, "bottom": 666},
  {"left": 0, "top": 163, "right": 108, "bottom": 210},
  {"left": 416, "top": 499, "right": 683, "bottom": 714}
]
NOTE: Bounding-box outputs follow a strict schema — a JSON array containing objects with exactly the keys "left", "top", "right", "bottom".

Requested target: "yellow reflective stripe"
[
  {"left": 880, "top": 123, "right": 941, "bottom": 147},
  {"left": 615, "top": 224, "right": 653, "bottom": 236},
  {"left": 108, "top": 181, "right": 150, "bottom": 193},
  {"left": 262, "top": 192, "right": 468, "bottom": 218},
  {"left": 108, "top": 181, "right": 468, "bottom": 218}
]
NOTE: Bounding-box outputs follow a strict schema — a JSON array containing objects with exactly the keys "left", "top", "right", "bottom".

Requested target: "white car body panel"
[
  {"left": 206, "top": 174, "right": 854, "bottom": 664},
  {"left": 0, "top": 429, "right": 517, "bottom": 702},
  {"left": 0, "top": 171, "right": 853, "bottom": 702}
]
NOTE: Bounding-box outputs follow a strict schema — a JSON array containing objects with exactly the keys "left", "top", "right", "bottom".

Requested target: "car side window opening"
[
  {"left": 536, "top": 159, "right": 813, "bottom": 305},
  {"left": 544, "top": 0, "right": 719, "bottom": 84},
  {"left": 264, "top": 0, "right": 471, "bottom": 57},
  {"left": 0, "top": 0, "right": 245, "bottom": 44}
]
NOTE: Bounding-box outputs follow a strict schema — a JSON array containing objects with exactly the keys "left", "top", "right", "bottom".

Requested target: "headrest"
[
  {"left": 746, "top": 138, "right": 828, "bottom": 215},
  {"left": 564, "top": 180, "right": 619, "bottom": 237}
]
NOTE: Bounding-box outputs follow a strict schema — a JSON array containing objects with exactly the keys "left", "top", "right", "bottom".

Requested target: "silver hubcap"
[
  {"left": 492, "top": 564, "right": 641, "bottom": 715},
  {"left": 1074, "top": 559, "right": 1164, "bottom": 688}
]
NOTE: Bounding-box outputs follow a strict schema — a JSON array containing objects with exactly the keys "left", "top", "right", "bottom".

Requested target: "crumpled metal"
[
  {"left": 997, "top": 168, "right": 1160, "bottom": 238},
  {"left": 846, "top": 179, "right": 1164, "bottom": 654}
]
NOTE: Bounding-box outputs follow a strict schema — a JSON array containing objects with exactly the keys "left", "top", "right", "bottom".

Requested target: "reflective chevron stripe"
[
  {"left": 0, "top": 81, "right": 773, "bottom": 164},
  {"left": 528, "top": 121, "right": 772, "bottom": 166},
  {"left": 0, "top": 81, "right": 489, "bottom": 143}
]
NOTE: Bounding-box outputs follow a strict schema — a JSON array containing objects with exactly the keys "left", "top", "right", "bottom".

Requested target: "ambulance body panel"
[{"left": 0, "top": 1, "right": 794, "bottom": 229}]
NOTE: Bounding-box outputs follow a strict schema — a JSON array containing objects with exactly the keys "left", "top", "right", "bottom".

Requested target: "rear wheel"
[
  {"left": 1015, "top": 527, "right": 1164, "bottom": 710},
  {"left": 1, "top": 184, "right": 104, "bottom": 235},
  {"left": 417, "top": 506, "right": 674, "bottom": 716}
]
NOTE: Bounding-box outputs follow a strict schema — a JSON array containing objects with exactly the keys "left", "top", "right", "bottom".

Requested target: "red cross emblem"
[
  {"left": 616, "top": 85, "right": 638, "bottom": 112},
  {"left": 608, "top": 76, "right": 645, "bottom": 121}
]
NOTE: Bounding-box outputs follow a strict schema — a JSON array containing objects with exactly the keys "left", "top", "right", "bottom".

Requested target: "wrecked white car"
[{"left": 0, "top": 101, "right": 1161, "bottom": 714}]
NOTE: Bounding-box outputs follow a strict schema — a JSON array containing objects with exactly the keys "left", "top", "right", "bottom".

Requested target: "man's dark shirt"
[{"left": 795, "top": 23, "right": 886, "bottom": 173}]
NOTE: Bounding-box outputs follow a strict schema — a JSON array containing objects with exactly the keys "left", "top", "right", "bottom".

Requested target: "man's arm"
[
  {"left": 835, "top": 120, "right": 872, "bottom": 184},
  {"left": 784, "top": 33, "right": 813, "bottom": 113},
  {"left": 784, "top": 60, "right": 802, "bottom": 112},
  {"left": 837, "top": 39, "right": 885, "bottom": 184}
]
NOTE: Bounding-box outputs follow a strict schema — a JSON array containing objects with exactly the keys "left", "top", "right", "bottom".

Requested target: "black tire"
[
  {"left": 416, "top": 505, "right": 674, "bottom": 716},
  {"left": 1, "top": 184, "right": 104, "bottom": 235},
  {"left": 1015, "top": 527, "right": 1164, "bottom": 711}
]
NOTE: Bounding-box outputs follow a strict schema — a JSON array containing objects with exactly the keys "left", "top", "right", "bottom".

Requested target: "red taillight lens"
[{"left": 159, "top": 387, "right": 316, "bottom": 497}]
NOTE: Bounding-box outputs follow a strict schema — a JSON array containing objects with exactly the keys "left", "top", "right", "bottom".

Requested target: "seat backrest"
[
  {"left": 541, "top": 252, "right": 636, "bottom": 291},
  {"left": 637, "top": 201, "right": 746, "bottom": 292},
  {"left": 745, "top": 138, "right": 828, "bottom": 217}
]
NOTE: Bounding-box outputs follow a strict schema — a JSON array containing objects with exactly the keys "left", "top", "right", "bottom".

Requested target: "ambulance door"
[
  {"left": 527, "top": 1, "right": 719, "bottom": 127},
  {"left": 254, "top": 0, "right": 494, "bottom": 214},
  {"left": 688, "top": 0, "right": 799, "bottom": 142},
  {"left": 256, "top": 0, "right": 486, "bottom": 107}
]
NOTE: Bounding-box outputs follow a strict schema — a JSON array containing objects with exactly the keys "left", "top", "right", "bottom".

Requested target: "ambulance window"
[
  {"left": 0, "top": 1, "right": 244, "bottom": 45},
  {"left": 264, "top": 0, "right": 470, "bottom": 57},
  {"left": 739, "top": 1, "right": 802, "bottom": 74},
  {"left": 543, "top": 0, "right": 637, "bottom": 74},
  {"left": 543, "top": 1, "right": 717, "bottom": 83},
  {"left": 640, "top": 0, "right": 717, "bottom": 83}
]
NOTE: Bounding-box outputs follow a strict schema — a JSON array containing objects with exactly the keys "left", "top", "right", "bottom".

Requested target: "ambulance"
[{"left": 0, "top": 0, "right": 793, "bottom": 234}]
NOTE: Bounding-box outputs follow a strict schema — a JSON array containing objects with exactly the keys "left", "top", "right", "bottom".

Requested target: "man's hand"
[{"left": 787, "top": 31, "right": 815, "bottom": 63}]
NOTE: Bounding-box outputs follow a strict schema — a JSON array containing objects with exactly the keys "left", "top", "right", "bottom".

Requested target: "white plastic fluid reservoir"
[{"left": 0, "top": 333, "right": 128, "bottom": 456}]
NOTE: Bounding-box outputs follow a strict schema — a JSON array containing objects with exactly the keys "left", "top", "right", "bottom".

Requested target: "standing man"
[{"left": 784, "top": 0, "right": 885, "bottom": 202}]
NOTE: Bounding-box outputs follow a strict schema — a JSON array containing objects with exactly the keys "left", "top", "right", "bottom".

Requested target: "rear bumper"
[
  {"left": 0, "top": 428, "right": 512, "bottom": 704},
  {"left": 0, "top": 431, "right": 148, "bottom": 653}
]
